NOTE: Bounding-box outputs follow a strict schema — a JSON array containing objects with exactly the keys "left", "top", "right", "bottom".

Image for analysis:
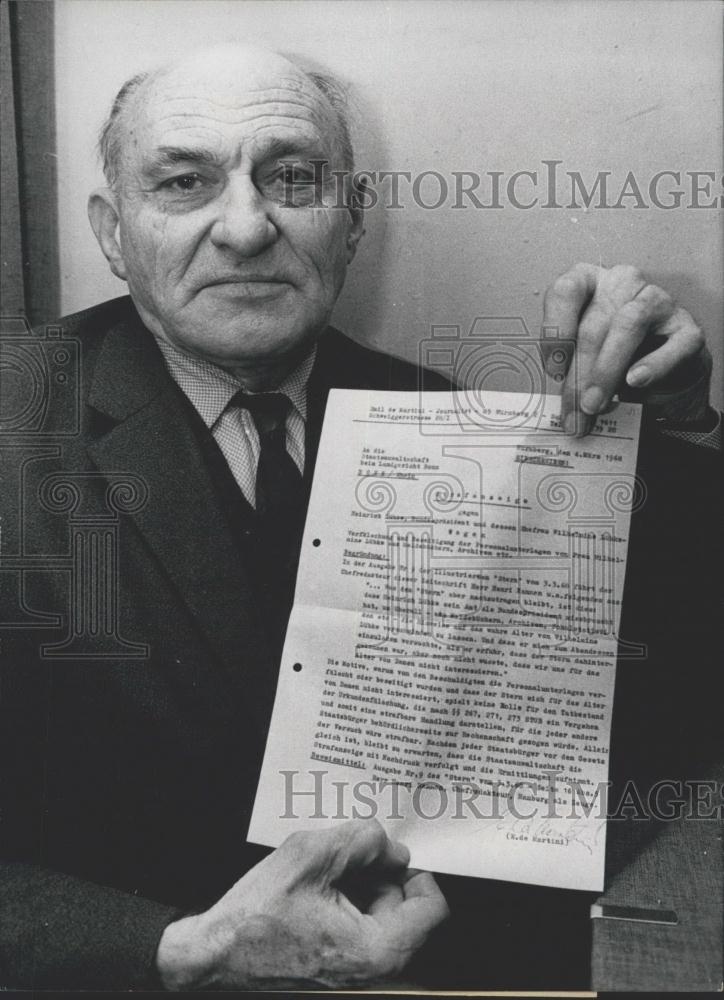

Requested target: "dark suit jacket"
[{"left": 1, "top": 296, "right": 721, "bottom": 990}]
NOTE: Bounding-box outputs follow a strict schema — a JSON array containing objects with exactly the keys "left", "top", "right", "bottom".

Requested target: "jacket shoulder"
[
  {"left": 316, "top": 327, "right": 451, "bottom": 392},
  {"left": 49, "top": 295, "right": 137, "bottom": 344}
]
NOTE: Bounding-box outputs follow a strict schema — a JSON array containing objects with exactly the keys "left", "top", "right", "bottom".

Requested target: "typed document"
[{"left": 249, "top": 390, "right": 642, "bottom": 891}]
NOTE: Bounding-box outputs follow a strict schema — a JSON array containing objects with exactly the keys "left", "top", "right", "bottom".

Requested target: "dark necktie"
[
  {"left": 228, "top": 390, "right": 303, "bottom": 519},
  {"left": 228, "top": 390, "right": 306, "bottom": 659}
]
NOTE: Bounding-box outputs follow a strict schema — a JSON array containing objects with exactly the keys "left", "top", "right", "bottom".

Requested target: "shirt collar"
[{"left": 154, "top": 334, "right": 316, "bottom": 430}]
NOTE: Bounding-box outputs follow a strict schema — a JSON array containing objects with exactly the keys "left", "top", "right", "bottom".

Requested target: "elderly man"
[{"left": 1, "top": 45, "right": 720, "bottom": 990}]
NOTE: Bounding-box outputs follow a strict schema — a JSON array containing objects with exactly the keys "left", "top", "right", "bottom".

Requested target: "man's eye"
[
  {"left": 267, "top": 169, "right": 317, "bottom": 188},
  {"left": 162, "top": 173, "right": 205, "bottom": 193},
  {"left": 289, "top": 172, "right": 316, "bottom": 186},
  {"left": 260, "top": 168, "right": 326, "bottom": 207}
]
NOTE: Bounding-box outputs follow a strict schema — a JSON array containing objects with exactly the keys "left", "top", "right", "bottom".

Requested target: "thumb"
[
  {"left": 373, "top": 869, "right": 450, "bottom": 951},
  {"left": 314, "top": 819, "right": 410, "bottom": 885}
]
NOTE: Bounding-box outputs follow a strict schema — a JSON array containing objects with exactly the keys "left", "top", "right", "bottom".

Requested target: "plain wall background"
[{"left": 55, "top": 0, "right": 723, "bottom": 404}]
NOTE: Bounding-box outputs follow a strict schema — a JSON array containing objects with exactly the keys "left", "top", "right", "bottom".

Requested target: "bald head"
[{"left": 99, "top": 45, "right": 354, "bottom": 188}]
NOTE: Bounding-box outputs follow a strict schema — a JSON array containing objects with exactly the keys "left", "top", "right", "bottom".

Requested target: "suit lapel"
[
  {"left": 82, "top": 314, "right": 398, "bottom": 711},
  {"left": 85, "top": 306, "right": 272, "bottom": 702},
  {"left": 303, "top": 327, "right": 373, "bottom": 486}
]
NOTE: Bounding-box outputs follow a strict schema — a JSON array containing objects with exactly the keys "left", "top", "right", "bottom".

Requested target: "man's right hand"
[{"left": 155, "top": 819, "right": 448, "bottom": 989}]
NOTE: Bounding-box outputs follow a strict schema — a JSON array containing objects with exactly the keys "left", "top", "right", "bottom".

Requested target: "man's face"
[{"left": 103, "top": 50, "right": 360, "bottom": 369}]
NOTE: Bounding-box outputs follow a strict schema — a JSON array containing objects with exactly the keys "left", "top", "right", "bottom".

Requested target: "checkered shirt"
[{"left": 155, "top": 336, "right": 315, "bottom": 508}]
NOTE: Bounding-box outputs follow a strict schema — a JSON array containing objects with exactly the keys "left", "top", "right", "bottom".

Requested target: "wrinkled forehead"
[{"left": 129, "top": 58, "right": 342, "bottom": 169}]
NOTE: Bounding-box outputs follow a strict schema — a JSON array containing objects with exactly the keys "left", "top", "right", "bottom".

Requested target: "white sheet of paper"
[{"left": 249, "top": 389, "right": 642, "bottom": 891}]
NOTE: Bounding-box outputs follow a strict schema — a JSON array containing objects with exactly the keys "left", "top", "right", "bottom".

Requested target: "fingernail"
[
  {"left": 580, "top": 386, "right": 605, "bottom": 415},
  {"left": 601, "top": 398, "right": 620, "bottom": 415},
  {"left": 563, "top": 412, "right": 581, "bottom": 436},
  {"left": 627, "top": 365, "right": 651, "bottom": 388}
]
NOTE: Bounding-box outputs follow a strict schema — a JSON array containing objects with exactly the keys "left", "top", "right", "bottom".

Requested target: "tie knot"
[{"left": 229, "top": 390, "right": 291, "bottom": 436}]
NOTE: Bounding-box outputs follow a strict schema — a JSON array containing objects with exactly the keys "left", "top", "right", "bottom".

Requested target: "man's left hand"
[{"left": 541, "top": 262, "right": 712, "bottom": 436}]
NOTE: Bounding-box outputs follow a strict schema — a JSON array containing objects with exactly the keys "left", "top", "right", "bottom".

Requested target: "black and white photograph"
[{"left": 1, "top": 0, "right": 722, "bottom": 993}]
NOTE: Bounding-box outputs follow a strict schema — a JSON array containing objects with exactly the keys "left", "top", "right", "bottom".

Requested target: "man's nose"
[{"left": 209, "top": 175, "right": 278, "bottom": 257}]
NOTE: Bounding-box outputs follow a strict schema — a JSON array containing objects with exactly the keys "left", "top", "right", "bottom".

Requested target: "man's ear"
[
  {"left": 88, "top": 189, "right": 127, "bottom": 281},
  {"left": 345, "top": 179, "right": 366, "bottom": 264}
]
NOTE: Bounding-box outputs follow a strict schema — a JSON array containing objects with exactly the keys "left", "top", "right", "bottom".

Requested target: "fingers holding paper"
[{"left": 541, "top": 262, "right": 712, "bottom": 436}]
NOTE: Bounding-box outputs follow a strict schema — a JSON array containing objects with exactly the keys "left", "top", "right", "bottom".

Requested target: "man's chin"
[
  {"left": 174, "top": 317, "right": 317, "bottom": 368},
  {"left": 188, "top": 285, "right": 300, "bottom": 339}
]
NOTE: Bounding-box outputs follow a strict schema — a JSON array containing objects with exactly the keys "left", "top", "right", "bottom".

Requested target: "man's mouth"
[
  {"left": 203, "top": 277, "right": 291, "bottom": 297},
  {"left": 205, "top": 275, "right": 289, "bottom": 286}
]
